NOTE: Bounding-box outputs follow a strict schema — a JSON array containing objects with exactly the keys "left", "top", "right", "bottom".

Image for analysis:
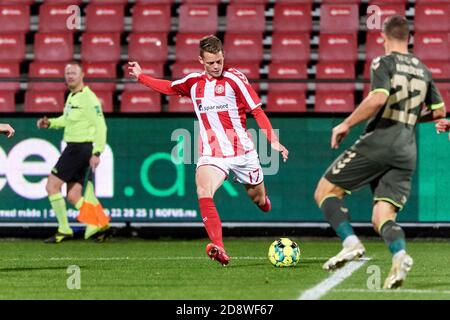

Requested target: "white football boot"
[
  {"left": 323, "top": 241, "right": 366, "bottom": 271},
  {"left": 383, "top": 251, "right": 413, "bottom": 289}
]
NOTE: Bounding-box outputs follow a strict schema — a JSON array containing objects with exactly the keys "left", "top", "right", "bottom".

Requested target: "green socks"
[
  {"left": 380, "top": 220, "right": 406, "bottom": 255},
  {"left": 320, "top": 195, "right": 355, "bottom": 241},
  {"left": 49, "top": 193, "right": 72, "bottom": 235}
]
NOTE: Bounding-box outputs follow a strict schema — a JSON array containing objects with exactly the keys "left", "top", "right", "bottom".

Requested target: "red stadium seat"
[
  {"left": 0, "top": 0, "right": 34, "bottom": 4},
  {"left": 226, "top": 4, "right": 266, "bottom": 34},
  {"left": 128, "top": 33, "right": 168, "bottom": 62},
  {"left": 24, "top": 91, "right": 65, "bottom": 113},
  {"left": 0, "top": 33, "right": 25, "bottom": 62},
  {"left": 81, "top": 32, "right": 121, "bottom": 63},
  {"left": 41, "top": 0, "right": 82, "bottom": 3},
  {"left": 175, "top": 33, "right": 207, "bottom": 62},
  {"left": 90, "top": 0, "right": 127, "bottom": 4},
  {"left": 266, "top": 91, "right": 307, "bottom": 113},
  {"left": 365, "top": 32, "right": 385, "bottom": 62},
  {"left": 268, "top": 62, "right": 307, "bottom": 92},
  {"left": 34, "top": 32, "right": 73, "bottom": 62},
  {"left": 39, "top": 4, "right": 76, "bottom": 33},
  {"left": 318, "top": 34, "right": 357, "bottom": 62},
  {"left": 231, "top": 63, "right": 260, "bottom": 92},
  {"left": 94, "top": 90, "right": 113, "bottom": 113},
  {"left": 131, "top": 4, "right": 171, "bottom": 33},
  {"left": 28, "top": 62, "right": 66, "bottom": 91},
  {"left": 168, "top": 96, "right": 193, "bottom": 113},
  {"left": 122, "top": 62, "right": 164, "bottom": 92},
  {"left": 271, "top": 33, "right": 310, "bottom": 63},
  {"left": 0, "top": 4, "right": 29, "bottom": 33},
  {"left": 414, "top": 3, "right": 450, "bottom": 32},
  {"left": 85, "top": 4, "right": 124, "bottom": 33},
  {"left": 368, "top": 0, "right": 406, "bottom": 4},
  {"left": 316, "top": 62, "right": 355, "bottom": 92},
  {"left": 171, "top": 61, "right": 204, "bottom": 78},
  {"left": 229, "top": 0, "right": 268, "bottom": 3},
  {"left": 416, "top": 0, "right": 450, "bottom": 4},
  {"left": 178, "top": 4, "right": 217, "bottom": 34},
  {"left": 120, "top": 91, "right": 161, "bottom": 113},
  {"left": 82, "top": 62, "right": 117, "bottom": 93},
  {"left": 224, "top": 33, "right": 263, "bottom": 64},
  {"left": 182, "top": 0, "right": 219, "bottom": 3},
  {"left": 0, "top": 63, "right": 20, "bottom": 92},
  {"left": 414, "top": 32, "right": 450, "bottom": 61},
  {"left": 315, "top": 92, "right": 355, "bottom": 113},
  {"left": 276, "top": 0, "right": 313, "bottom": 3},
  {"left": 322, "top": 0, "right": 360, "bottom": 3},
  {"left": 273, "top": 3, "right": 312, "bottom": 33},
  {"left": 320, "top": 4, "right": 359, "bottom": 34},
  {"left": 135, "top": 0, "right": 174, "bottom": 4},
  {"left": 0, "top": 91, "right": 15, "bottom": 112},
  {"left": 423, "top": 61, "right": 450, "bottom": 91}
]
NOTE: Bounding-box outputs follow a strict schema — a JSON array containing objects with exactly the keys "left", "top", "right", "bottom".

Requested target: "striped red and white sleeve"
[
  {"left": 226, "top": 68, "right": 261, "bottom": 111},
  {"left": 171, "top": 73, "right": 202, "bottom": 98}
]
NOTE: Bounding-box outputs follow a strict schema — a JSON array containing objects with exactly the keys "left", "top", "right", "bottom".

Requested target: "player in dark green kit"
[
  {"left": 314, "top": 16, "right": 446, "bottom": 289},
  {"left": 37, "top": 62, "right": 108, "bottom": 243}
]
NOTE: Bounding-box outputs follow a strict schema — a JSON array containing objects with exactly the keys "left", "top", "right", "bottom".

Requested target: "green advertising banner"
[{"left": 0, "top": 116, "right": 448, "bottom": 223}]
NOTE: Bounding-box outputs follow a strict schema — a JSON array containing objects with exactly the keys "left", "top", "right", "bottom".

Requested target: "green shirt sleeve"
[
  {"left": 369, "top": 57, "right": 391, "bottom": 97},
  {"left": 89, "top": 101, "right": 107, "bottom": 154},
  {"left": 48, "top": 114, "right": 66, "bottom": 129},
  {"left": 425, "top": 80, "right": 445, "bottom": 110}
]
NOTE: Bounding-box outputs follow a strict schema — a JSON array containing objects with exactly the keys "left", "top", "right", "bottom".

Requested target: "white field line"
[
  {"left": 332, "top": 288, "right": 450, "bottom": 295},
  {"left": 298, "top": 258, "right": 371, "bottom": 300},
  {"left": 1, "top": 256, "right": 328, "bottom": 262}
]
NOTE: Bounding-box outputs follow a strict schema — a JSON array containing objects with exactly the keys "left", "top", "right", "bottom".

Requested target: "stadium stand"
[{"left": 0, "top": 0, "right": 448, "bottom": 114}]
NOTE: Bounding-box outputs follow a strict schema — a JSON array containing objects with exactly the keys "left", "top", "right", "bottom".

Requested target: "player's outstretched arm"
[
  {"left": 251, "top": 107, "right": 289, "bottom": 162},
  {"left": 128, "top": 61, "right": 178, "bottom": 95},
  {"left": 331, "top": 92, "right": 388, "bottom": 149},
  {"left": 0, "top": 123, "right": 15, "bottom": 138}
]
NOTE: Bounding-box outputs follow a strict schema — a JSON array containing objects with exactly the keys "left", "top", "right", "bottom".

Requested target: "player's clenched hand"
[
  {"left": 331, "top": 122, "right": 350, "bottom": 149},
  {"left": 128, "top": 61, "right": 142, "bottom": 80},
  {"left": 272, "top": 141, "right": 289, "bottom": 162},
  {"left": 0, "top": 123, "right": 15, "bottom": 138},
  {"left": 435, "top": 119, "right": 450, "bottom": 133},
  {"left": 36, "top": 116, "right": 49, "bottom": 129},
  {"left": 90, "top": 155, "right": 100, "bottom": 171}
]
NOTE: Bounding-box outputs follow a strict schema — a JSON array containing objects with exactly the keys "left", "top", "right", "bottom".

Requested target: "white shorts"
[{"left": 196, "top": 151, "right": 264, "bottom": 185}]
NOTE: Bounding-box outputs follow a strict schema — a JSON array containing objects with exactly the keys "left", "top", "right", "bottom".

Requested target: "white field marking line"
[
  {"left": 298, "top": 257, "right": 372, "bottom": 300},
  {"left": 1, "top": 256, "right": 328, "bottom": 262},
  {"left": 332, "top": 288, "right": 450, "bottom": 295}
]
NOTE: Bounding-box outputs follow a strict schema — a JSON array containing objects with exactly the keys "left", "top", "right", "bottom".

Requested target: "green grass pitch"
[{"left": 0, "top": 238, "right": 449, "bottom": 300}]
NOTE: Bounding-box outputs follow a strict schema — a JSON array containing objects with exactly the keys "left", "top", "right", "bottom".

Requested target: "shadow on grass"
[{"left": 0, "top": 266, "right": 88, "bottom": 272}]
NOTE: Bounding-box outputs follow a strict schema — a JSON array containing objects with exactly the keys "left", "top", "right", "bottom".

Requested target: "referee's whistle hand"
[{"left": 37, "top": 116, "right": 49, "bottom": 129}]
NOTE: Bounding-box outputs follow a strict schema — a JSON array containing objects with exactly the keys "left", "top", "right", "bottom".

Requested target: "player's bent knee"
[
  {"left": 196, "top": 186, "right": 213, "bottom": 199},
  {"left": 314, "top": 180, "right": 345, "bottom": 207}
]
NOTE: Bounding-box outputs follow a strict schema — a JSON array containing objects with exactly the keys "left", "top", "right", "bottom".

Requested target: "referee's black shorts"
[{"left": 51, "top": 142, "right": 93, "bottom": 184}]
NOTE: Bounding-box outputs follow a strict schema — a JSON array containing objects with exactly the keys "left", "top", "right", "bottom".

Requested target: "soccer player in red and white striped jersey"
[{"left": 129, "top": 35, "right": 288, "bottom": 266}]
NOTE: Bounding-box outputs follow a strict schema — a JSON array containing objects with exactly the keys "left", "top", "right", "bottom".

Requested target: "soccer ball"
[{"left": 268, "top": 238, "right": 301, "bottom": 267}]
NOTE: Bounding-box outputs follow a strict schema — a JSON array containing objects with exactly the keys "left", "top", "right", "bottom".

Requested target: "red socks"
[
  {"left": 258, "top": 195, "right": 272, "bottom": 212},
  {"left": 199, "top": 197, "right": 224, "bottom": 249}
]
